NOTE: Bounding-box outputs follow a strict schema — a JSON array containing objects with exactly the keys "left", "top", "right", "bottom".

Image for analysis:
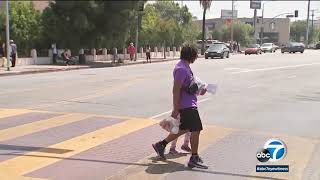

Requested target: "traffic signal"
[{"left": 295, "top": 10, "right": 298, "bottom": 17}]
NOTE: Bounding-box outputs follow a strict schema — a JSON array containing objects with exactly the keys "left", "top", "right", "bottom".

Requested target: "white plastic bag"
[
  {"left": 194, "top": 77, "right": 218, "bottom": 95},
  {"left": 159, "top": 116, "right": 180, "bottom": 134}
]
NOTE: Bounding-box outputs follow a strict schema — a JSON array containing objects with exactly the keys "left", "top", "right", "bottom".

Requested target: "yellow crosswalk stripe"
[
  {"left": 0, "top": 118, "right": 158, "bottom": 178},
  {"left": 0, "top": 113, "right": 91, "bottom": 142},
  {"left": 107, "top": 125, "right": 234, "bottom": 180},
  {"left": 0, "top": 108, "right": 34, "bottom": 119}
]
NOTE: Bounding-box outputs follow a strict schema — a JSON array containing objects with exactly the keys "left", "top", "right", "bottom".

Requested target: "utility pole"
[
  {"left": 135, "top": 2, "right": 144, "bottom": 61},
  {"left": 231, "top": 0, "right": 234, "bottom": 47},
  {"left": 134, "top": 14, "right": 139, "bottom": 61},
  {"left": 311, "top": 10, "right": 314, "bottom": 43},
  {"left": 253, "top": 9, "right": 257, "bottom": 36},
  {"left": 5, "top": 0, "right": 10, "bottom": 71},
  {"left": 260, "top": 3, "right": 265, "bottom": 45},
  {"left": 305, "top": 0, "right": 311, "bottom": 46}
]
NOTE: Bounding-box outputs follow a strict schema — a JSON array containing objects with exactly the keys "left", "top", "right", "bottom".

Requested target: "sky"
[{"left": 175, "top": 1, "right": 320, "bottom": 21}]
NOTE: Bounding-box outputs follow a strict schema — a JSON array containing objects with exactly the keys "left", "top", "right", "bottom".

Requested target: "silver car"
[{"left": 261, "top": 43, "right": 277, "bottom": 53}]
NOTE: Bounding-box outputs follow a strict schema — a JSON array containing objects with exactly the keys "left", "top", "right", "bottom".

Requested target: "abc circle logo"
[{"left": 256, "top": 139, "right": 287, "bottom": 162}]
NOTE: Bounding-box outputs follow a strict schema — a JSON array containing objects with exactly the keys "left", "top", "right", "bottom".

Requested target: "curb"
[{"left": 0, "top": 58, "right": 179, "bottom": 77}]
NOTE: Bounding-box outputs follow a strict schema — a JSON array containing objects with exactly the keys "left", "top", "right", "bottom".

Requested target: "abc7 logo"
[{"left": 256, "top": 139, "right": 287, "bottom": 162}]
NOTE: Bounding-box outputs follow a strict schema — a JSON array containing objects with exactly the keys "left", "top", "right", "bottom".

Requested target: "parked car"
[
  {"left": 205, "top": 43, "right": 230, "bottom": 59},
  {"left": 245, "top": 44, "right": 262, "bottom": 55},
  {"left": 315, "top": 42, "right": 320, "bottom": 49},
  {"left": 281, "top": 42, "right": 305, "bottom": 53},
  {"left": 261, "top": 43, "right": 277, "bottom": 53}
]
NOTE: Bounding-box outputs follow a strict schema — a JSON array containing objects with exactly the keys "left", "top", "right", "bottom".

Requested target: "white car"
[{"left": 261, "top": 43, "right": 277, "bottom": 53}]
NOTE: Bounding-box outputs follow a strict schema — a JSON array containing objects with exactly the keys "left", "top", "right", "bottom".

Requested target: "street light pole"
[
  {"left": 134, "top": 13, "right": 139, "bottom": 61},
  {"left": 260, "top": 3, "right": 265, "bottom": 45},
  {"left": 306, "top": 0, "right": 311, "bottom": 46},
  {"left": 231, "top": 0, "right": 234, "bottom": 47},
  {"left": 311, "top": 10, "right": 314, "bottom": 43},
  {"left": 5, "top": 0, "right": 10, "bottom": 71}
]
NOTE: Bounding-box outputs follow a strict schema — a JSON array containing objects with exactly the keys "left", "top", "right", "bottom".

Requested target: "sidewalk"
[{"left": 0, "top": 57, "right": 179, "bottom": 77}]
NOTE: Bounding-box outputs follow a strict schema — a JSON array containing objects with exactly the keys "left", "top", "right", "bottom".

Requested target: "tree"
[
  {"left": 290, "top": 20, "right": 306, "bottom": 42},
  {"left": 139, "top": 1, "right": 199, "bottom": 48},
  {"left": 221, "top": 21, "right": 254, "bottom": 47},
  {"left": 0, "top": 1, "right": 43, "bottom": 56},
  {"left": 200, "top": 0, "right": 212, "bottom": 55},
  {"left": 41, "top": 1, "right": 143, "bottom": 51},
  {"left": 211, "top": 29, "right": 222, "bottom": 41}
]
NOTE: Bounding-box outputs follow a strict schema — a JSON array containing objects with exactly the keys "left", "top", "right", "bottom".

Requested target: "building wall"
[{"left": 0, "top": 1, "right": 49, "bottom": 11}]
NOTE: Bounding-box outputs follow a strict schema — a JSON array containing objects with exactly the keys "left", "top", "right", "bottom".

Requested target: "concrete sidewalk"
[{"left": 0, "top": 57, "right": 179, "bottom": 77}]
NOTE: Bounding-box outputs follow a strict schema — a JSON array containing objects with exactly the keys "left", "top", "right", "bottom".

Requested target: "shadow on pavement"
[
  {"left": 0, "top": 144, "right": 72, "bottom": 154},
  {"left": 0, "top": 152, "right": 287, "bottom": 180},
  {"left": 146, "top": 154, "right": 287, "bottom": 180}
]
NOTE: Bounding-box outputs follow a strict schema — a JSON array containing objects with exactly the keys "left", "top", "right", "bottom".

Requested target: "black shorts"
[{"left": 179, "top": 107, "right": 203, "bottom": 132}]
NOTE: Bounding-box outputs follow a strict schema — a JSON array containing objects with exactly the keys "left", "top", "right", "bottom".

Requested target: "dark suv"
[{"left": 281, "top": 42, "right": 305, "bottom": 53}]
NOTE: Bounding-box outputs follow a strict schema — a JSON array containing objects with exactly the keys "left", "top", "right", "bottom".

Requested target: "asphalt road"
[
  {"left": 1, "top": 50, "right": 320, "bottom": 138},
  {"left": 0, "top": 49, "right": 320, "bottom": 180}
]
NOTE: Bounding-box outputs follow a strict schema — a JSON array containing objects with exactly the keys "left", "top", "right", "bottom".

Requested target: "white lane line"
[
  {"left": 224, "top": 67, "right": 252, "bottom": 71},
  {"left": 231, "top": 63, "right": 320, "bottom": 74},
  {"left": 248, "top": 84, "right": 259, "bottom": 88},
  {"left": 149, "top": 97, "right": 211, "bottom": 119},
  {"left": 288, "top": 75, "right": 297, "bottom": 79},
  {"left": 224, "top": 68, "right": 242, "bottom": 70}
]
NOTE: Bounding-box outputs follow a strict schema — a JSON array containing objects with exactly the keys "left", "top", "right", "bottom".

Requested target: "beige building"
[
  {"left": 195, "top": 17, "right": 290, "bottom": 45},
  {"left": 0, "top": 1, "right": 49, "bottom": 12}
]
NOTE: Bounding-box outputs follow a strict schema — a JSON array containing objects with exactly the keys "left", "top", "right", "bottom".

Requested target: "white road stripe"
[
  {"left": 231, "top": 63, "right": 320, "bottom": 74},
  {"left": 149, "top": 97, "right": 211, "bottom": 119},
  {"left": 248, "top": 84, "right": 259, "bottom": 88},
  {"left": 288, "top": 75, "right": 297, "bottom": 79}
]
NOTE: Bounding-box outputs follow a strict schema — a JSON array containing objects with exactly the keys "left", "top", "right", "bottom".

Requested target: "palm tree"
[{"left": 200, "top": 0, "right": 212, "bottom": 55}]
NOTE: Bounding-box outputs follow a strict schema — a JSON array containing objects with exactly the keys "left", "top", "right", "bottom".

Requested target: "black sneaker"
[
  {"left": 188, "top": 155, "right": 208, "bottom": 169},
  {"left": 152, "top": 142, "right": 166, "bottom": 160}
]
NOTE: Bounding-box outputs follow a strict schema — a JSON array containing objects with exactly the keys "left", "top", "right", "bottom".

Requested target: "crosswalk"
[{"left": 0, "top": 108, "right": 319, "bottom": 180}]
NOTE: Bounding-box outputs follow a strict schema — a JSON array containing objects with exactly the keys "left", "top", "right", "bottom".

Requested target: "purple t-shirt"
[{"left": 173, "top": 60, "right": 197, "bottom": 110}]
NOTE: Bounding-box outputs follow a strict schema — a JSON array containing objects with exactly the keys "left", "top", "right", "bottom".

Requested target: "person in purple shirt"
[{"left": 152, "top": 44, "right": 208, "bottom": 169}]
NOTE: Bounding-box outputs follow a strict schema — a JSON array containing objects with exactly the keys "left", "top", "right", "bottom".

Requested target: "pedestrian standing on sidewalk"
[
  {"left": 112, "top": 47, "right": 118, "bottom": 63},
  {"left": 0, "top": 42, "right": 4, "bottom": 67},
  {"left": 52, "top": 43, "right": 58, "bottom": 64},
  {"left": 10, "top": 40, "right": 17, "bottom": 67},
  {"left": 152, "top": 44, "right": 208, "bottom": 169},
  {"left": 146, "top": 45, "right": 151, "bottom": 63},
  {"left": 128, "top": 43, "right": 136, "bottom": 61}
]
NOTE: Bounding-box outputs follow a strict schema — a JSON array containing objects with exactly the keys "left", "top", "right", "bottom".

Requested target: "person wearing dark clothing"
[
  {"left": 52, "top": 44, "right": 58, "bottom": 64},
  {"left": 146, "top": 45, "right": 151, "bottom": 63},
  {"left": 10, "top": 40, "right": 17, "bottom": 67}
]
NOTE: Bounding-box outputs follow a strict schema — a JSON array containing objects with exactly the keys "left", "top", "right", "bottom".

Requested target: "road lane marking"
[
  {"left": 232, "top": 63, "right": 320, "bottom": 74},
  {"left": 107, "top": 125, "right": 233, "bottom": 180},
  {"left": 0, "top": 108, "right": 34, "bottom": 119},
  {"left": 0, "top": 113, "right": 91, "bottom": 142},
  {"left": 148, "top": 97, "right": 211, "bottom": 119},
  {"left": 288, "top": 75, "right": 297, "bottom": 79},
  {"left": 0, "top": 118, "right": 158, "bottom": 177},
  {"left": 225, "top": 67, "right": 252, "bottom": 71},
  {"left": 28, "top": 78, "right": 146, "bottom": 110},
  {"left": 248, "top": 84, "right": 259, "bottom": 88}
]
